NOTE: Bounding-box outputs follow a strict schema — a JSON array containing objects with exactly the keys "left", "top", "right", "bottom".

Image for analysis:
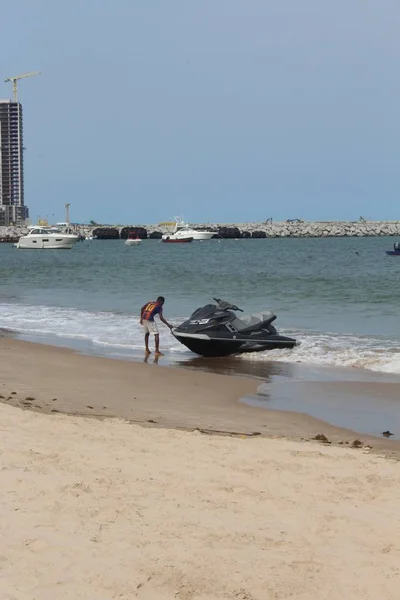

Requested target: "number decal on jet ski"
[{"left": 189, "top": 318, "right": 210, "bottom": 325}]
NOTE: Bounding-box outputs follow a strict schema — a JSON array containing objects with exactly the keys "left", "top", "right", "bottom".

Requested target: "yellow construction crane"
[{"left": 4, "top": 71, "right": 41, "bottom": 103}]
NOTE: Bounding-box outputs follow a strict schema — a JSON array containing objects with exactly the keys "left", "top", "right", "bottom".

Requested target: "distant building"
[{"left": 0, "top": 99, "right": 29, "bottom": 226}]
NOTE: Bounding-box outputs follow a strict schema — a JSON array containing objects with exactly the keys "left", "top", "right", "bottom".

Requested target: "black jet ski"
[
  {"left": 173, "top": 298, "right": 297, "bottom": 357},
  {"left": 386, "top": 242, "right": 400, "bottom": 256}
]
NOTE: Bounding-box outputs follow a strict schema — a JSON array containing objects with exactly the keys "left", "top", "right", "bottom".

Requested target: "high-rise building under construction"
[{"left": 0, "top": 99, "right": 29, "bottom": 225}]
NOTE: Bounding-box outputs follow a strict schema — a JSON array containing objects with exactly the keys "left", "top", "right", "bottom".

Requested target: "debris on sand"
[
  {"left": 313, "top": 434, "right": 331, "bottom": 444},
  {"left": 351, "top": 439, "right": 363, "bottom": 448},
  {"left": 382, "top": 430, "right": 394, "bottom": 438}
]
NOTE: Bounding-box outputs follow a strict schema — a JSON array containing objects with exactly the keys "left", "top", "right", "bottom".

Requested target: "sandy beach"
[
  {"left": 2, "top": 403, "right": 400, "bottom": 600},
  {"left": 1, "top": 338, "right": 400, "bottom": 599}
]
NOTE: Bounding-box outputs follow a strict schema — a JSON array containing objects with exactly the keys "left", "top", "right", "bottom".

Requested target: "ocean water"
[{"left": 1, "top": 236, "right": 400, "bottom": 375}]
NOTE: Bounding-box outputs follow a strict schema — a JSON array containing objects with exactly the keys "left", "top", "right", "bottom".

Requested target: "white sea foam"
[
  {"left": 1, "top": 302, "right": 400, "bottom": 374},
  {"left": 243, "top": 330, "right": 400, "bottom": 374},
  {"left": 0, "top": 303, "right": 187, "bottom": 355}
]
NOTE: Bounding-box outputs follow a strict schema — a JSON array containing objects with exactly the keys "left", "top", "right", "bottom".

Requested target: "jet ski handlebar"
[{"left": 213, "top": 298, "right": 243, "bottom": 312}]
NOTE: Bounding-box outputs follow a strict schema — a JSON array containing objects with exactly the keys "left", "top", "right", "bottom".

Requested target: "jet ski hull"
[
  {"left": 173, "top": 298, "right": 297, "bottom": 357},
  {"left": 173, "top": 332, "right": 297, "bottom": 357}
]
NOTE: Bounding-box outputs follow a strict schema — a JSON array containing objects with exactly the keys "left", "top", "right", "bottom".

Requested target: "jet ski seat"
[{"left": 232, "top": 311, "right": 276, "bottom": 332}]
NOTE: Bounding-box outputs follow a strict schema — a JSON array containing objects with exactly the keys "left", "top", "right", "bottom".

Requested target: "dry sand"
[
  {"left": 1, "top": 338, "right": 400, "bottom": 599},
  {"left": 1, "top": 403, "right": 400, "bottom": 600}
]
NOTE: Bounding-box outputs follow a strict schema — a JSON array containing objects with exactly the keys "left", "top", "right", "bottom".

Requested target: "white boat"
[
  {"left": 15, "top": 227, "right": 79, "bottom": 249},
  {"left": 161, "top": 217, "right": 215, "bottom": 241},
  {"left": 125, "top": 232, "right": 141, "bottom": 246}
]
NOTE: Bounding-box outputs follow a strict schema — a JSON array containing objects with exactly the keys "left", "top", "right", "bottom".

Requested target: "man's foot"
[
  {"left": 155, "top": 351, "right": 164, "bottom": 356},
  {"left": 145, "top": 349, "right": 151, "bottom": 355}
]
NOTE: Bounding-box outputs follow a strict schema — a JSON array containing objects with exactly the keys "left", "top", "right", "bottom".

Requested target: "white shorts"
[{"left": 142, "top": 320, "right": 159, "bottom": 335}]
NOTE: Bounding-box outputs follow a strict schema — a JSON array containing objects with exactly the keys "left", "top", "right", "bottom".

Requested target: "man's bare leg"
[
  {"left": 155, "top": 334, "right": 164, "bottom": 356},
  {"left": 145, "top": 333, "right": 151, "bottom": 355}
]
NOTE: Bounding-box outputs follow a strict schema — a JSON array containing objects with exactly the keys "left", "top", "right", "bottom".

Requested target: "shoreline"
[{"left": 1, "top": 336, "right": 400, "bottom": 458}]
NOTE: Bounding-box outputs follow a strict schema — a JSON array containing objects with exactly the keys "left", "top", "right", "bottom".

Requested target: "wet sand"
[
  {"left": 249, "top": 378, "right": 400, "bottom": 440},
  {"left": 177, "top": 357, "right": 400, "bottom": 439},
  {"left": 12, "top": 329, "right": 400, "bottom": 441},
  {"left": 1, "top": 337, "right": 400, "bottom": 456}
]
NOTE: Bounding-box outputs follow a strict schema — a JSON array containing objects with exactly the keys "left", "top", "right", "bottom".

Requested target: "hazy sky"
[{"left": 1, "top": 0, "right": 399, "bottom": 223}]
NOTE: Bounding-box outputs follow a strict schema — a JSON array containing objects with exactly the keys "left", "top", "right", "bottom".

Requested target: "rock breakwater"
[
  {"left": 1, "top": 221, "right": 400, "bottom": 242},
  {"left": 0, "top": 225, "right": 21, "bottom": 243},
  {"left": 235, "top": 220, "right": 400, "bottom": 238},
  {"left": 93, "top": 220, "right": 400, "bottom": 239}
]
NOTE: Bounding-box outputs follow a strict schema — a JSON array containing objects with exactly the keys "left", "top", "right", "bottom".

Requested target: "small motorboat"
[
  {"left": 162, "top": 236, "right": 193, "bottom": 244},
  {"left": 173, "top": 298, "right": 297, "bottom": 357},
  {"left": 125, "top": 232, "right": 141, "bottom": 246},
  {"left": 386, "top": 242, "right": 400, "bottom": 256}
]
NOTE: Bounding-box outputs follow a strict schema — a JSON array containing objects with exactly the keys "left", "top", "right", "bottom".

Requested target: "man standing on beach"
[{"left": 140, "top": 296, "right": 173, "bottom": 356}]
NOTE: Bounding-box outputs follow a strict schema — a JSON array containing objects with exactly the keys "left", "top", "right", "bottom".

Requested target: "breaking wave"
[{"left": 1, "top": 302, "right": 400, "bottom": 374}]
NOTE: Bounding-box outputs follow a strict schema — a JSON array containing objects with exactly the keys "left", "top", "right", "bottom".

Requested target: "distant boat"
[
  {"left": 386, "top": 242, "right": 400, "bottom": 256},
  {"left": 125, "top": 232, "right": 141, "bottom": 246},
  {"left": 162, "top": 236, "right": 193, "bottom": 244},
  {"left": 161, "top": 217, "right": 214, "bottom": 241}
]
